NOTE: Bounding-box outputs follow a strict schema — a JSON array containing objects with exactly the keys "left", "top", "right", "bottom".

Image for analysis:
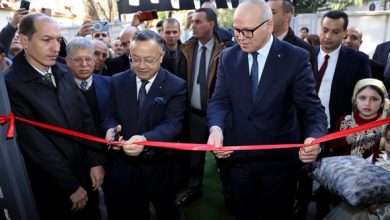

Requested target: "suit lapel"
[
  {"left": 252, "top": 38, "right": 281, "bottom": 109},
  {"left": 235, "top": 50, "right": 252, "bottom": 111},
  {"left": 136, "top": 69, "right": 166, "bottom": 129},
  {"left": 93, "top": 74, "right": 108, "bottom": 116}
]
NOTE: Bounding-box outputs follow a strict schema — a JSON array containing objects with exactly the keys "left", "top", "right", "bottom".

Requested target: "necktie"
[
  {"left": 250, "top": 52, "right": 259, "bottom": 102},
  {"left": 317, "top": 54, "right": 330, "bottom": 89},
  {"left": 44, "top": 73, "right": 54, "bottom": 85},
  {"left": 80, "top": 81, "right": 88, "bottom": 91},
  {"left": 383, "top": 54, "right": 390, "bottom": 89},
  {"left": 138, "top": 80, "right": 149, "bottom": 113},
  {"left": 197, "top": 46, "right": 208, "bottom": 111}
]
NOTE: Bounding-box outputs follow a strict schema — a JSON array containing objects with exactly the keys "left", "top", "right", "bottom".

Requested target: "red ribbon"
[{"left": 1, "top": 113, "right": 390, "bottom": 151}]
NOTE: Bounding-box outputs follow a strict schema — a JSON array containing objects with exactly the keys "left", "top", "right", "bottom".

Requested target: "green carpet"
[{"left": 180, "top": 152, "right": 235, "bottom": 220}]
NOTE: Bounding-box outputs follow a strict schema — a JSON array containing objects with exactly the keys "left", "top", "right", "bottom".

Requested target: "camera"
[
  {"left": 20, "top": 0, "right": 30, "bottom": 10},
  {"left": 92, "top": 21, "right": 109, "bottom": 32}
]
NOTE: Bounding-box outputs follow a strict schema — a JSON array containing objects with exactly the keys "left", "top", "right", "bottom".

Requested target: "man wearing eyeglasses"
[
  {"left": 102, "top": 29, "right": 186, "bottom": 220},
  {"left": 206, "top": 1, "right": 327, "bottom": 219},
  {"left": 65, "top": 37, "right": 111, "bottom": 137}
]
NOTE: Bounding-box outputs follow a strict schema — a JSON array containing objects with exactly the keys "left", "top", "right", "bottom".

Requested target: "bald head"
[
  {"left": 343, "top": 26, "right": 363, "bottom": 50},
  {"left": 201, "top": 1, "right": 217, "bottom": 13},
  {"left": 120, "top": 26, "right": 138, "bottom": 55}
]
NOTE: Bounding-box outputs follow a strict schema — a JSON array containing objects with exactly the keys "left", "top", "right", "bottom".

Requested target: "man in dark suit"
[
  {"left": 343, "top": 27, "right": 384, "bottom": 81},
  {"left": 268, "top": 0, "right": 317, "bottom": 77},
  {"left": 65, "top": 37, "right": 111, "bottom": 136},
  {"left": 373, "top": 40, "right": 390, "bottom": 67},
  {"left": 316, "top": 11, "right": 371, "bottom": 133},
  {"left": 105, "top": 26, "right": 138, "bottom": 75},
  {"left": 102, "top": 30, "right": 186, "bottom": 220},
  {"left": 373, "top": 40, "right": 390, "bottom": 88},
  {"left": 5, "top": 13, "right": 105, "bottom": 220},
  {"left": 206, "top": 1, "right": 328, "bottom": 220},
  {"left": 315, "top": 11, "right": 371, "bottom": 218}
]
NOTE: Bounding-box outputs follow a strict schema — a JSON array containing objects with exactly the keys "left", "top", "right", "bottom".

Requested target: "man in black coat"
[{"left": 5, "top": 13, "right": 105, "bottom": 220}]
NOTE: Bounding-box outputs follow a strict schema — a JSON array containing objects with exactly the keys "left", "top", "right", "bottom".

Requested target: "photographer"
[{"left": 0, "top": 8, "right": 28, "bottom": 56}]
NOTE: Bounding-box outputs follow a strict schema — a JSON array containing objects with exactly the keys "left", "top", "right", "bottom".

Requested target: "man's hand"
[
  {"left": 69, "top": 186, "right": 88, "bottom": 211},
  {"left": 90, "top": 165, "right": 104, "bottom": 191},
  {"left": 299, "top": 137, "right": 321, "bottom": 163},
  {"left": 208, "top": 126, "right": 233, "bottom": 159},
  {"left": 122, "top": 135, "right": 146, "bottom": 156},
  {"left": 106, "top": 125, "right": 123, "bottom": 150},
  {"left": 10, "top": 9, "right": 28, "bottom": 28},
  {"left": 77, "top": 20, "right": 94, "bottom": 37},
  {"left": 131, "top": 11, "right": 142, "bottom": 27},
  {"left": 184, "top": 12, "right": 193, "bottom": 30}
]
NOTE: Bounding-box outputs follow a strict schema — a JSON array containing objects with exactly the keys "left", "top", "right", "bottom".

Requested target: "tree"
[
  {"left": 295, "top": 0, "right": 367, "bottom": 13},
  {"left": 84, "top": 0, "right": 118, "bottom": 22}
]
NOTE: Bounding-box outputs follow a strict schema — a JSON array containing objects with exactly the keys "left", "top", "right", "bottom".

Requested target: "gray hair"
[
  {"left": 241, "top": 0, "right": 273, "bottom": 21},
  {"left": 66, "top": 37, "right": 94, "bottom": 55},
  {"left": 131, "top": 30, "right": 164, "bottom": 51}
]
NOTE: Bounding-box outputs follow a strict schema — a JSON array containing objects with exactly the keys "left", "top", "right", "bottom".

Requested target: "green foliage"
[{"left": 295, "top": 0, "right": 364, "bottom": 13}]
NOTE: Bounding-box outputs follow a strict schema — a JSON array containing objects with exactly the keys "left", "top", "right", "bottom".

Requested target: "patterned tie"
[
  {"left": 80, "top": 81, "right": 88, "bottom": 91},
  {"left": 197, "top": 46, "right": 208, "bottom": 111},
  {"left": 250, "top": 52, "right": 259, "bottom": 103},
  {"left": 317, "top": 54, "right": 330, "bottom": 90},
  {"left": 138, "top": 80, "right": 149, "bottom": 113},
  {"left": 44, "top": 73, "right": 54, "bottom": 85}
]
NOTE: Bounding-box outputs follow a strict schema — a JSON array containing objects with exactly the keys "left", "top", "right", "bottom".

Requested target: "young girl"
[{"left": 331, "top": 78, "right": 390, "bottom": 162}]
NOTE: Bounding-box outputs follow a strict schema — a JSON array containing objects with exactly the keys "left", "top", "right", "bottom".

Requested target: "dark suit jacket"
[
  {"left": 102, "top": 67, "right": 186, "bottom": 159},
  {"left": 283, "top": 27, "right": 318, "bottom": 80},
  {"left": 207, "top": 38, "right": 328, "bottom": 160},
  {"left": 105, "top": 53, "right": 130, "bottom": 76},
  {"left": 5, "top": 51, "right": 105, "bottom": 215},
  {"left": 315, "top": 45, "right": 371, "bottom": 131},
  {"left": 373, "top": 41, "right": 390, "bottom": 66},
  {"left": 93, "top": 73, "right": 111, "bottom": 122}
]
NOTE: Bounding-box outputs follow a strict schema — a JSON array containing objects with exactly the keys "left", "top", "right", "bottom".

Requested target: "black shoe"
[{"left": 176, "top": 191, "right": 202, "bottom": 207}]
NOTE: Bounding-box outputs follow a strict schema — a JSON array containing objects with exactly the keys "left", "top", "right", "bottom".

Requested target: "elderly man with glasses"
[
  {"left": 206, "top": 0, "right": 327, "bottom": 219},
  {"left": 102, "top": 29, "right": 186, "bottom": 220}
]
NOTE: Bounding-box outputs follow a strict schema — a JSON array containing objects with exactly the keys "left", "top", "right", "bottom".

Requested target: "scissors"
[{"left": 107, "top": 128, "right": 119, "bottom": 149}]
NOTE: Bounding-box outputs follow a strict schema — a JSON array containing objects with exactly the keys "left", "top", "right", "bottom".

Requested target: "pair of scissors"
[{"left": 107, "top": 128, "right": 119, "bottom": 149}]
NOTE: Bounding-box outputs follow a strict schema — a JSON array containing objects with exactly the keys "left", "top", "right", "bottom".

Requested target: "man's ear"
[{"left": 18, "top": 34, "right": 29, "bottom": 49}]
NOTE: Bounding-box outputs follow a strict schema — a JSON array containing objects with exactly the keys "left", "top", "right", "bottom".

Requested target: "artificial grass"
[{"left": 180, "top": 152, "right": 235, "bottom": 220}]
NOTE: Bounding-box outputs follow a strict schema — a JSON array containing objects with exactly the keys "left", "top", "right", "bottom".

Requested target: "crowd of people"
[{"left": 1, "top": 0, "right": 390, "bottom": 220}]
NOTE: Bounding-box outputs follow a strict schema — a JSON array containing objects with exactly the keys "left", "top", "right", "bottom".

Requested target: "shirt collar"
[
  {"left": 256, "top": 35, "right": 273, "bottom": 57},
  {"left": 198, "top": 37, "right": 215, "bottom": 52},
  {"left": 31, "top": 64, "right": 52, "bottom": 76},
  {"left": 137, "top": 71, "right": 158, "bottom": 85},
  {"left": 74, "top": 75, "right": 93, "bottom": 89},
  {"left": 319, "top": 44, "right": 342, "bottom": 58}
]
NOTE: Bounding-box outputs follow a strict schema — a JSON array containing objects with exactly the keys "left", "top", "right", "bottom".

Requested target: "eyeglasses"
[
  {"left": 130, "top": 53, "right": 164, "bottom": 66},
  {"left": 121, "top": 41, "right": 130, "bottom": 47},
  {"left": 68, "top": 56, "right": 95, "bottom": 63},
  {"left": 233, "top": 20, "right": 269, "bottom": 39}
]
